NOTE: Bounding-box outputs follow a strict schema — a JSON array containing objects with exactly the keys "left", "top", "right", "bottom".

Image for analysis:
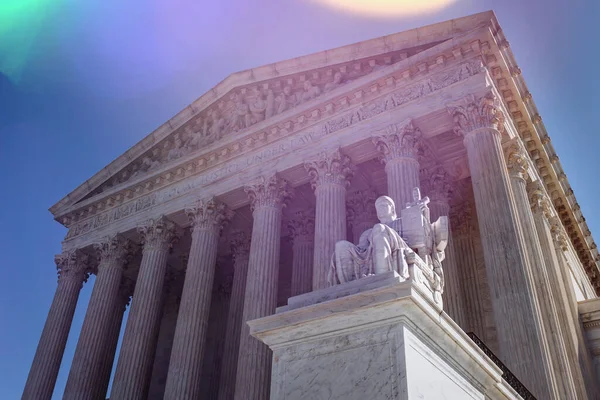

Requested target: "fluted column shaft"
[
  {"left": 291, "top": 240, "right": 314, "bottom": 296},
  {"left": 23, "top": 252, "right": 88, "bottom": 400},
  {"left": 385, "top": 159, "right": 420, "bottom": 209},
  {"left": 234, "top": 175, "right": 292, "bottom": 400},
  {"left": 506, "top": 147, "right": 576, "bottom": 398},
  {"left": 64, "top": 236, "right": 131, "bottom": 399},
  {"left": 461, "top": 128, "right": 553, "bottom": 399},
  {"left": 452, "top": 213, "right": 486, "bottom": 336},
  {"left": 305, "top": 148, "right": 353, "bottom": 290},
  {"left": 97, "top": 288, "right": 129, "bottom": 399},
  {"left": 111, "top": 217, "right": 177, "bottom": 400},
  {"left": 428, "top": 198, "right": 466, "bottom": 328},
  {"left": 164, "top": 198, "right": 232, "bottom": 400},
  {"left": 148, "top": 271, "right": 183, "bottom": 400},
  {"left": 373, "top": 120, "right": 422, "bottom": 209},
  {"left": 288, "top": 211, "right": 315, "bottom": 297},
  {"left": 448, "top": 93, "right": 553, "bottom": 399},
  {"left": 529, "top": 186, "right": 588, "bottom": 398},
  {"left": 218, "top": 233, "right": 250, "bottom": 400}
]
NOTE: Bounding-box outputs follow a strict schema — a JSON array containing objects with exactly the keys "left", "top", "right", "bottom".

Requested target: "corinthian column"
[
  {"left": 234, "top": 175, "right": 293, "bottom": 400},
  {"left": 23, "top": 251, "right": 89, "bottom": 400},
  {"left": 424, "top": 166, "right": 466, "bottom": 327},
  {"left": 219, "top": 231, "right": 251, "bottom": 400},
  {"left": 64, "top": 235, "right": 132, "bottom": 399},
  {"left": 373, "top": 120, "right": 422, "bottom": 209},
  {"left": 346, "top": 189, "right": 378, "bottom": 243},
  {"left": 164, "top": 198, "right": 233, "bottom": 400},
  {"left": 304, "top": 148, "right": 353, "bottom": 290},
  {"left": 111, "top": 216, "right": 178, "bottom": 400},
  {"left": 447, "top": 92, "right": 554, "bottom": 399},
  {"left": 97, "top": 276, "right": 133, "bottom": 399},
  {"left": 527, "top": 183, "right": 588, "bottom": 398},
  {"left": 505, "top": 143, "right": 576, "bottom": 398},
  {"left": 287, "top": 210, "right": 315, "bottom": 296},
  {"left": 451, "top": 204, "right": 487, "bottom": 339}
]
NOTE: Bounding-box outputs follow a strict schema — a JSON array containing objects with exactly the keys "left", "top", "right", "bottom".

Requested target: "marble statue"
[
  {"left": 328, "top": 189, "right": 448, "bottom": 288},
  {"left": 328, "top": 195, "right": 410, "bottom": 285}
]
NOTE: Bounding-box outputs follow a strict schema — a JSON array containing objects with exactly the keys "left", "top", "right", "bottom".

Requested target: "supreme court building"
[{"left": 23, "top": 10, "right": 600, "bottom": 400}]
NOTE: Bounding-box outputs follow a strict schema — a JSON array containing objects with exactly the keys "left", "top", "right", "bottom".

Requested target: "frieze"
[{"left": 65, "top": 58, "right": 485, "bottom": 240}]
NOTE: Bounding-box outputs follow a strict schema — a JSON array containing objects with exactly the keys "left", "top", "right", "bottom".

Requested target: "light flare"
[
  {"left": 308, "top": 0, "right": 458, "bottom": 17},
  {"left": 0, "top": 0, "right": 58, "bottom": 83}
]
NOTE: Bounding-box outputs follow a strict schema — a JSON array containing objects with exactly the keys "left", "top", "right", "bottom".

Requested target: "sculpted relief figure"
[
  {"left": 167, "top": 135, "right": 189, "bottom": 162},
  {"left": 323, "top": 72, "right": 344, "bottom": 93},
  {"left": 329, "top": 189, "right": 448, "bottom": 297},
  {"left": 228, "top": 92, "right": 252, "bottom": 132},
  {"left": 275, "top": 85, "right": 297, "bottom": 114},
  {"left": 248, "top": 88, "right": 267, "bottom": 125},
  {"left": 299, "top": 80, "right": 321, "bottom": 104}
]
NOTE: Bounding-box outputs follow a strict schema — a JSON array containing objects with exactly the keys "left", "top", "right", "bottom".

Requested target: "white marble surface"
[{"left": 250, "top": 276, "right": 520, "bottom": 400}]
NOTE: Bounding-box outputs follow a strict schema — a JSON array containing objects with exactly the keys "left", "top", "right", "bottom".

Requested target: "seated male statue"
[
  {"left": 329, "top": 189, "right": 448, "bottom": 290},
  {"left": 328, "top": 195, "right": 410, "bottom": 285}
]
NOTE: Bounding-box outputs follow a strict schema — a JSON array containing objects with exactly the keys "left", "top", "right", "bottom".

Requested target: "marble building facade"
[{"left": 22, "top": 11, "right": 600, "bottom": 400}]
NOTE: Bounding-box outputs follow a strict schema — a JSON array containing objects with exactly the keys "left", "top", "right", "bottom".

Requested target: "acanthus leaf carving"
[
  {"left": 423, "top": 164, "right": 453, "bottom": 204},
  {"left": 447, "top": 91, "right": 505, "bottom": 137},
  {"left": 93, "top": 234, "right": 133, "bottom": 270},
  {"left": 346, "top": 188, "right": 378, "bottom": 228},
  {"left": 244, "top": 174, "right": 294, "bottom": 212},
  {"left": 287, "top": 210, "right": 315, "bottom": 245},
  {"left": 137, "top": 215, "right": 179, "bottom": 251},
  {"left": 55, "top": 250, "right": 90, "bottom": 284},
  {"left": 304, "top": 147, "right": 354, "bottom": 190},
  {"left": 505, "top": 141, "right": 529, "bottom": 181},
  {"left": 372, "top": 120, "right": 422, "bottom": 162},
  {"left": 185, "top": 197, "right": 233, "bottom": 235}
]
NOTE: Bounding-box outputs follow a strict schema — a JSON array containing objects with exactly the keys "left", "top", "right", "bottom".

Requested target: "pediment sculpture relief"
[
  {"left": 329, "top": 188, "right": 448, "bottom": 302},
  {"left": 92, "top": 60, "right": 388, "bottom": 195}
]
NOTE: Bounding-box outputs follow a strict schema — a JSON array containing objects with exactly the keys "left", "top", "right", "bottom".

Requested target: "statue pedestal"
[{"left": 248, "top": 272, "right": 521, "bottom": 400}]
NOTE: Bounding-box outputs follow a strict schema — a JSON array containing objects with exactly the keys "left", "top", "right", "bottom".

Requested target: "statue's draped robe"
[{"left": 328, "top": 220, "right": 410, "bottom": 285}]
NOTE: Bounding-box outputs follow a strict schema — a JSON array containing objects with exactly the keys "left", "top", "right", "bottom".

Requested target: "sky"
[{"left": 1, "top": 0, "right": 599, "bottom": 398}]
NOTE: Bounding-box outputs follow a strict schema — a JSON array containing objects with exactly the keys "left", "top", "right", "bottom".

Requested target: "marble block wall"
[{"left": 250, "top": 272, "right": 520, "bottom": 400}]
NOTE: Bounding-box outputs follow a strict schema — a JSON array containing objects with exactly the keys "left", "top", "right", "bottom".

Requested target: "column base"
[{"left": 249, "top": 272, "right": 521, "bottom": 400}]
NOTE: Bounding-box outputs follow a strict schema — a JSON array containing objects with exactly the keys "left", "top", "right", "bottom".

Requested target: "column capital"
[
  {"left": 423, "top": 164, "right": 453, "bottom": 204},
  {"left": 372, "top": 120, "right": 422, "bottom": 163},
  {"left": 230, "top": 230, "right": 251, "bottom": 264},
  {"left": 304, "top": 147, "right": 354, "bottom": 190},
  {"left": 447, "top": 92, "right": 505, "bottom": 137},
  {"left": 137, "top": 215, "right": 179, "bottom": 252},
  {"left": 244, "top": 174, "right": 294, "bottom": 212},
  {"left": 550, "top": 218, "right": 570, "bottom": 252},
  {"left": 55, "top": 250, "right": 89, "bottom": 284},
  {"left": 94, "top": 235, "right": 133, "bottom": 269},
  {"left": 346, "top": 189, "right": 378, "bottom": 227},
  {"left": 287, "top": 210, "right": 315, "bottom": 245},
  {"left": 505, "top": 142, "right": 529, "bottom": 181},
  {"left": 527, "top": 181, "right": 553, "bottom": 219},
  {"left": 185, "top": 197, "right": 233, "bottom": 235}
]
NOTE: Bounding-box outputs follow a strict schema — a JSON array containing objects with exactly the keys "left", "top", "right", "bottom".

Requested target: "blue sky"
[{"left": 1, "top": 0, "right": 598, "bottom": 398}]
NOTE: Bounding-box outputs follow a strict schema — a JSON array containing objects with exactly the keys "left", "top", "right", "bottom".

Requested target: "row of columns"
[{"left": 24, "top": 91, "right": 589, "bottom": 400}]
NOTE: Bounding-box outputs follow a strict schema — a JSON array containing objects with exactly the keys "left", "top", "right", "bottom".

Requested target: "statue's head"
[{"left": 375, "top": 196, "right": 396, "bottom": 221}]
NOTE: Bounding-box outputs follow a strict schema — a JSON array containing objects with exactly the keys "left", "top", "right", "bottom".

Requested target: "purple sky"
[{"left": 1, "top": 0, "right": 599, "bottom": 398}]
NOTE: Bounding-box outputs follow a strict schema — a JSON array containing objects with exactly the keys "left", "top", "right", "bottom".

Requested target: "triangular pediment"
[{"left": 50, "top": 11, "right": 497, "bottom": 221}]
